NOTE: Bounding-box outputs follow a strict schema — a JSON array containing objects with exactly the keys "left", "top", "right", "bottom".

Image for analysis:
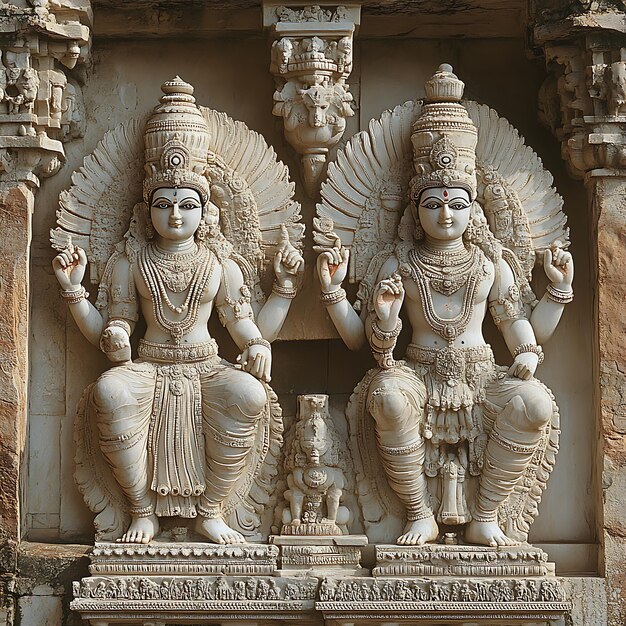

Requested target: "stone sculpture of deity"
[
  {"left": 51, "top": 77, "right": 304, "bottom": 545},
  {"left": 315, "top": 65, "right": 574, "bottom": 547},
  {"left": 282, "top": 394, "right": 351, "bottom": 536}
]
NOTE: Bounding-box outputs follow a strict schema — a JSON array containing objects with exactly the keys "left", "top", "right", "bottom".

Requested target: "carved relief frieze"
[
  {"left": 264, "top": 2, "right": 360, "bottom": 196},
  {"left": 0, "top": 0, "right": 90, "bottom": 184}
]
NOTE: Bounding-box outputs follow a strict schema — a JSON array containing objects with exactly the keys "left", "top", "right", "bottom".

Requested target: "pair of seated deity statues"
[{"left": 51, "top": 66, "right": 574, "bottom": 551}]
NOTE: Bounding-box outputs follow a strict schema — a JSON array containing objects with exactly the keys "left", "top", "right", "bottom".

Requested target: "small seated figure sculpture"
[
  {"left": 52, "top": 77, "right": 303, "bottom": 545},
  {"left": 282, "top": 395, "right": 350, "bottom": 535},
  {"left": 315, "top": 65, "right": 574, "bottom": 547}
]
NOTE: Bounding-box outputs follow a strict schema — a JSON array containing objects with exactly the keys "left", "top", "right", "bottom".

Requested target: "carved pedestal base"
[
  {"left": 373, "top": 544, "right": 554, "bottom": 577},
  {"left": 89, "top": 542, "right": 279, "bottom": 576},
  {"left": 311, "top": 544, "right": 568, "bottom": 624},
  {"left": 271, "top": 535, "right": 368, "bottom": 577}
]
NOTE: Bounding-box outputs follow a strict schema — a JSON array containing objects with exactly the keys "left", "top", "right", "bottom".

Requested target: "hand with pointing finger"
[
  {"left": 274, "top": 224, "right": 304, "bottom": 290},
  {"left": 543, "top": 241, "right": 573, "bottom": 291},
  {"left": 374, "top": 273, "right": 405, "bottom": 328},
  {"left": 52, "top": 244, "right": 87, "bottom": 291},
  {"left": 314, "top": 231, "right": 349, "bottom": 294}
]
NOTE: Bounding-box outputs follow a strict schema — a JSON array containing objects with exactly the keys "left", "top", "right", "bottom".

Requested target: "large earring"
[
  {"left": 146, "top": 215, "right": 155, "bottom": 240},
  {"left": 196, "top": 218, "right": 209, "bottom": 241}
]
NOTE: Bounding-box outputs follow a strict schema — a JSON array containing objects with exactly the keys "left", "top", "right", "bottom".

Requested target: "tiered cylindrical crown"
[
  {"left": 410, "top": 64, "right": 478, "bottom": 201},
  {"left": 142, "top": 76, "right": 211, "bottom": 205}
]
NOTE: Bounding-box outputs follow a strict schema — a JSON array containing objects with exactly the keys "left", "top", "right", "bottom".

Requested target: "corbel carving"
[
  {"left": 264, "top": 2, "right": 360, "bottom": 197},
  {"left": 535, "top": 2, "right": 626, "bottom": 178},
  {"left": 0, "top": 1, "right": 91, "bottom": 185}
]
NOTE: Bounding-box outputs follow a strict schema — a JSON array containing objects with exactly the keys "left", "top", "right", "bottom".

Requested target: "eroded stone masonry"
[{"left": 0, "top": 1, "right": 623, "bottom": 625}]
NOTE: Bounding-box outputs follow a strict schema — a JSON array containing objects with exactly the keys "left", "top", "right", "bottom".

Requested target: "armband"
[
  {"left": 371, "top": 318, "right": 402, "bottom": 342},
  {"left": 60, "top": 285, "right": 88, "bottom": 304},
  {"left": 272, "top": 281, "right": 297, "bottom": 299},
  {"left": 243, "top": 337, "right": 271, "bottom": 352},
  {"left": 106, "top": 318, "right": 132, "bottom": 337},
  {"left": 513, "top": 343, "right": 544, "bottom": 365},
  {"left": 546, "top": 284, "right": 574, "bottom": 304},
  {"left": 320, "top": 288, "right": 346, "bottom": 306}
]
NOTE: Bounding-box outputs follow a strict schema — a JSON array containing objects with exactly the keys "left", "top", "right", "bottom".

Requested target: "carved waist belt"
[
  {"left": 405, "top": 343, "right": 494, "bottom": 366},
  {"left": 138, "top": 338, "right": 219, "bottom": 363}
]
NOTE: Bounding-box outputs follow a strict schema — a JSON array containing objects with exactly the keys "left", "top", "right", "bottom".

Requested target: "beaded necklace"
[
  {"left": 139, "top": 243, "right": 215, "bottom": 344},
  {"left": 407, "top": 243, "right": 485, "bottom": 344}
]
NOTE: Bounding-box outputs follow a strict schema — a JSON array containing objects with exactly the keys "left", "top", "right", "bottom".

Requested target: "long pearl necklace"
[
  {"left": 139, "top": 243, "right": 215, "bottom": 344},
  {"left": 408, "top": 243, "right": 485, "bottom": 344}
]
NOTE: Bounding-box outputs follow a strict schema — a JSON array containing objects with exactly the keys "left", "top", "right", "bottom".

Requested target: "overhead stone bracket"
[
  {"left": 0, "top": 1, "right": 91, "bottom": 185},
  {"left": 263, "top": 1, "right": 361, "bottom": 197}
]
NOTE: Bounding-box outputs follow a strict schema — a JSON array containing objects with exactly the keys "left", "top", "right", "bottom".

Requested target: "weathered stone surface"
[{"left": 0, "top": 184, "right": 32, "bottom": 576}]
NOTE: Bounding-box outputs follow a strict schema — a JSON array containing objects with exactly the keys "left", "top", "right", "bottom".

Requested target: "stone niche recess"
[{"left": 10, "top": 1, "right": 617, "bottom": 626}]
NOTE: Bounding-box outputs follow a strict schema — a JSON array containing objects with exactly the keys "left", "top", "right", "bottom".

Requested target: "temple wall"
[{"left": 26, "top": 34, "right": 597, "bottom": 578}]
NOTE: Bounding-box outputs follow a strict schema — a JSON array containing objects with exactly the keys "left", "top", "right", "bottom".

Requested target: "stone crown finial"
[{"left": 425, "top": 63, "right": 465, "bottom": 103}]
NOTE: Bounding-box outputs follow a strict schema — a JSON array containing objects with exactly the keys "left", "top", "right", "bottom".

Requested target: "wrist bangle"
[
  {"left": 547, "top": 284, "right": 573, "bottom": 304},
  {"left": 243, "top": 337, "right": 271, "bottom": 351},
  {"left": 106, "top": 319, "right": 132, "bottom": 337},
  {"left": 272, "top": 281, "right": 297, "bottom": 299},
  {"left": 513, "top": 343, "right": 544, "bottom": 364},
  {"left": 320, "top": 288, "right": 346, "bottom": 306},
  {"left": 60, "top": 285, "right": 88, "bottom": 304},
  {"left": 371, "top": 318, "right": 402, "bottom": 342}
]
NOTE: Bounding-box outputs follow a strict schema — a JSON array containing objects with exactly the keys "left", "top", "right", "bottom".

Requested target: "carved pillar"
[
  {"left": 533, "top": 4, "right": 626, "bottom": 623},
  {"left": 0, "top": 0, "right": 90, "bottom": 578},
  {"left": 263, "top": 1, "right": 360, "bottom": 197}
]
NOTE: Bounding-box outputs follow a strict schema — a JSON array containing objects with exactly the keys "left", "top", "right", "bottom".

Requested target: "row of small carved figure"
[
  {"left": 318, "top": 578, "right": 566, "bottom": 604},
  {"left": 75, "top": 576, "right": 316, "bottom": 602},
  {"left": 381, "top": 549, "right": 548, "bottom": 563}
]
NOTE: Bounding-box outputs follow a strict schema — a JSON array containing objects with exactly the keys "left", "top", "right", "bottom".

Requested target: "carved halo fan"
[
  {"left": 315, "top": 99, "right": 569, "bottom": 308},
  {"left": 51, "top": 108, "right": 304, "bottom": 300}
]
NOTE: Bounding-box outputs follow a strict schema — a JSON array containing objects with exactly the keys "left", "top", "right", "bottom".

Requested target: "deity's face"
[
  {"left": 417, "top": 187, "right": 471, "bottom": 242},
  {"left": 150, "top": 187, "right": 203, "bottom": 242}
]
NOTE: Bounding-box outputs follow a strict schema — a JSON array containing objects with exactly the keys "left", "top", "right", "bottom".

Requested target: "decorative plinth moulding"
[
  {"left": 89, "top": 542, "right": 280, "bottom": 576},
  {"left": 316, "top": 575, "right": 570, "bottom": 624},
  {"left": 271, "top": 534, "right": 368, "bottom": 577},
  {"left": 263, "top": 1, "right": 361, "bottom": 196},
  {"left": 373, "top": 544, "right": 553, "bottom": 578},
  {"left": 71, "top": 574, "right": 318, "bottom": 624}
]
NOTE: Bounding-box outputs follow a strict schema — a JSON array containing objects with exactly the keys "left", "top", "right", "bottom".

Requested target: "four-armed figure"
[
  {"left": 53, "top": 78, "right": 303, "bottom": 545},
  {"left": 315, "top": 65, "right": 573, "bottom": 547}
]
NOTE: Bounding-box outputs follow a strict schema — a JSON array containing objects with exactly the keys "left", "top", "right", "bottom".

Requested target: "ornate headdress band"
[
  {"left": 409, "top": 64, "right": 478, "bottom": 201},
  {"left": 143, "top": 76, "right": 211, "bottom": 205}
]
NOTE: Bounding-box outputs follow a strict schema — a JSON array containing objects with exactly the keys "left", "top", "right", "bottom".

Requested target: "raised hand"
[
  {"left": 373, "top": 273, "right": 404, "bottom": 328},
  {"left": 314, "top": 231, "right": 349, "bottom": 293},
  {"left": 52, "top": 244, "right": 87, "bottom": 291},
  {"left": 274, "top": 224, "right": 304, "bottom": 289},
  {"left": 543, "top": 241, "right": 573, "bottom": 290}
]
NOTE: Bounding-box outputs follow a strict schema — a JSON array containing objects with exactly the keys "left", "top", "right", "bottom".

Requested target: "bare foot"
[
  {"left": 397, "top": 515, "right": 439, "bottom": 546},
  {"left": 195, "top": 516, "right": 246, "bottom": 544},
  {"left": 465, "top": 519, "right": 519, "bottom": 547},
  {"left": 116, "top": 514, "right": 159, "bottom": 544}
]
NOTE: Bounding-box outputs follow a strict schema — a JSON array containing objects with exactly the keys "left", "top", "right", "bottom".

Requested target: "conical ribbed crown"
[
  {"left": 410, "top": 64, "right": 478, "bottom": 201},
  {"left": 143, "top": 77, "right": 210, "bottom": 204}
]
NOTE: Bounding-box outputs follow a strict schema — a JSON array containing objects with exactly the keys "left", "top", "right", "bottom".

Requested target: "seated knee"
[
  {"left": 515, "top": 388, "right": 553, "bottom": 430},
  {"left": 370, "top": 385, "right": 410, "bottom": 424},
  {"left": 231, "top": 378, "right": 266, "bottom": 418},
  {"left": 93, "top": 375, "right": 130, "bottom": 411}
]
